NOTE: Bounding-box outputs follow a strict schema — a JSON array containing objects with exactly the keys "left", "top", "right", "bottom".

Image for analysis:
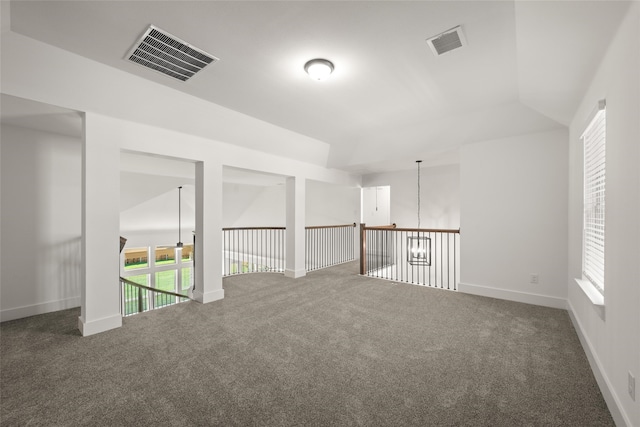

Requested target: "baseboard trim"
[
  {"left": 567, "top": 301, "right": 631, "bottom": 427},
  {"left": 0, "top": 296, "right": 81, "bottom": 322},
  {"left": 77, "top": 313, "right": 122, "bottom": 337},
  {"left": 458, "top": 282, "right": 567, "bottom": 309},
  {"left": 193, "top": 288, "right": 224, "bottom": 304},
  {"left": 285, "top": 268, "right": 306, "bottom": 279}
]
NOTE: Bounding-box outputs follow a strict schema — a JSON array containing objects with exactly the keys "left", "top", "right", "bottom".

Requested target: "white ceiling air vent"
[
  {"left": 126, "top": 25, "right": 218, "bottom": 82},
  {"left": 426, "top": 26, "right": 466, "bottom": 56}
]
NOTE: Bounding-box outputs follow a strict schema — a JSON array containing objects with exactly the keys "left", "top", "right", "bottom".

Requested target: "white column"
[
  {"left": 285, "top": 176, "right": 306, "bottom": 278},
  {"left": 78, "top": 113, "right": 122, "bottom": 336},
  {"left": 193, "top": 160, "right": 224, "bottom": 303}
]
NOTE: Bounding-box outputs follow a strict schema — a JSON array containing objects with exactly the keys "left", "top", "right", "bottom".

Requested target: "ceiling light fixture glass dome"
[{"left": 304, "top": 58, "right": 334, "bottom": 81}]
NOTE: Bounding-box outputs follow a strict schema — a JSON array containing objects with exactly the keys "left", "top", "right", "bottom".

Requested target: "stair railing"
[
  {"left": 360, "top": 224, "right": 460, "bottom": 290},
  {"left": 305, "top": 223, "right": 357, "bottom": 271},
  {"left": 222, "top": 227, "right": 286, "bottom": 276},
  {"left": 120, "top": 276, "right": 191, "bottom": 316}
]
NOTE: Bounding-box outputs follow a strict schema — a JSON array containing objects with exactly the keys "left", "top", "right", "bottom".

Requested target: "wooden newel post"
[
  {"left": 360, "top": 223, "right": 366, "bottom": 275},
  {"left": 138, "top": 287, "right": 144, "bottom": 314}
]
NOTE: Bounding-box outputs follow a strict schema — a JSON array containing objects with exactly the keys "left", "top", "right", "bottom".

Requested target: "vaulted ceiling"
[{"left": 4, "top": 0, "right": 632, "bottom": 174}]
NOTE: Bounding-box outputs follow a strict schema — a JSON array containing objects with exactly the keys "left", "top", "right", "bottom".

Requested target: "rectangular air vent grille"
[
  {"left": 426, "top": 26, "right": 466, "bottom": 56},
  {"left": 126, "top": 25, "right": 218, "bottom": 81}
]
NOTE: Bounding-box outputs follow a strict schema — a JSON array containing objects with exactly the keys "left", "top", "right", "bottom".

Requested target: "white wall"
[
  {"left": 361, "top": 186, "right": 391, "bottom": 226},
  {"left": 222, "top": 179, "right": 360, "bottom": 228},
  {"left": 567, "top": 3, "right": 639, "bottom": 426},
  {"left": 306, "top": 179, "right": 360, "bottom": 227},
  {"left": 459, "top": 129, "right": 569, "bottom": 309},
  {"left": 120, "top": 183, "right": 196, "bottom": 236},
  {"left": 223, "top": 183, "right": 285, "bottom": 228},
  {"left": 362, "top": 164, "right": 460, "bottom": 229},
  {"left": 0, "top": 125, "right": 82, "bottom": 321}
]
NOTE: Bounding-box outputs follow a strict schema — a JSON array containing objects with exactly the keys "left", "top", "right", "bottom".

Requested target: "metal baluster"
[
  {"left": 454, "top": 233, "right": 457, "bottom": 291},
  {"left": 324, "top": 228, "right": 327, "bottom": 268},
  {"left": 447, "top": 233, "right": 450, "bottom": 290},
  {"left": 371, "top": 230, "right": 375, "bottom": 276},
  {"left": 224, "top": 230, "right": 228, "bottom": 276},
  {"left": 328, "top": 227, "right": 331, "bottom": 266},
  {"left": 273, "top": 229, "right": 276, "bottom": 272},
  {"left": 373, "top": 229, "right": 377, "bottom": 276},
  {"left": 322, "top": 227, "right": 325, "bottom": 269},
  {"left": 369, "top": 229, "right": 372, "bottom": 275},
  {"left": 322, "top": 227, "right": 324, "bottom": 269},
  {"left": 400, "top": 231, "right": 404, "bottom": 284},
  {"left": 338, "top": 226, "right": 341, "bottom": 264},
  {"left": 420, "top": 231, "right": 425, "bottom": 286},
  {"left": 438, "top": 232, "right": 442, "bottom": 288},
  {"left": 395, "top": 230, "right": 399, "bottom": 283},
  {"left": 309, "top": 229, "right": 312, "bottom": 271},
  {"left": 330, "top": 227, "right": 334, "bottom": 267},
  {"left": 339, "top": 226, "right": 342, "bottom": 264}
]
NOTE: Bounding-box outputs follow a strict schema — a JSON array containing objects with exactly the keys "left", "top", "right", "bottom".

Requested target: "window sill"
[{"left": 574, "top": 278, "right": 604, "bottom": 307}]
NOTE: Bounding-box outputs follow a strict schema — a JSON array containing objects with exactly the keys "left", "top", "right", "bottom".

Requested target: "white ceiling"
[{"left": 4, "top": 0, "right": 632, "bottom": 174}]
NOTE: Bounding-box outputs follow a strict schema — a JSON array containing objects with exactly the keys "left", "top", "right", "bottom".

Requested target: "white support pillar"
[
  {"left": 78, "top": 113, "right": 122, "bottom": 336},
  {"left": 285, "top": 176, "right": 306, "bottom": 278},
  {"left": 193, "top": 160, "right": 224, "bottom": 303}
]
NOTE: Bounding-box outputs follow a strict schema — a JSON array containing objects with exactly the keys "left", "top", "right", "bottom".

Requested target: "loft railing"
[
  {"left": 222, "top": 227, "right": 285, "bottom": 276},
  {"left": 305, "top": 223, "right": 356, "bottom": 271},
  {"left": 120, "top": 276, "right": 191, "bottom": 316},
  {"left": 221, "top": 223, "right": 357, "bottom": 277},
  {"left": 360, "top": 224, "right": 460, "bottom": 290}
]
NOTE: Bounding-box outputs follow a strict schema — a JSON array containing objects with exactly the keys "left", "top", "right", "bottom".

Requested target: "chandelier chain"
[
  {"left": 417, "top": 160, "right": 421, "bottom": 229},
  {"left": 178, "top": 186, "right": 182, "bottom": 246}
]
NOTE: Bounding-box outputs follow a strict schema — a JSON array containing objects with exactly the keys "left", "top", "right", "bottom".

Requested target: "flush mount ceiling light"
[{"left": 304, "top": 58, "right": 334, "bottom": 81}]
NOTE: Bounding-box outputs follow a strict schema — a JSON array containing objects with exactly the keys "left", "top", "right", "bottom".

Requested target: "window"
[
  {"left": 155, "top": 270, "right": 177, "bottom": 307},
  {"left": 155, "top": 245, "right": 176, "bottom": 265},
  {"left": 123, "top": 247, "right": 149, "bottom": 270},
  {"left": 181, "top": 244, "right": 194, "bottom": 262},
  {"left": 181, "top": 268, "right": 192, "bottom": 296},
  {"left": 121, "top": 244, "right": 192, "bottom": 312},
  {"left": 582, "top": 100, "right": 606, "bottom": 295}
]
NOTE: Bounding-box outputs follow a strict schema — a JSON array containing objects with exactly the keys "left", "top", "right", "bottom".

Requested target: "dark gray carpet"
[{"left": 1, "top": 261, "right": 613, "bottom": 426}]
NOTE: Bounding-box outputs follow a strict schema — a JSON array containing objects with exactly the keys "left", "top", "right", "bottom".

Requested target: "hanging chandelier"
[{"left": 408, "top": 160, "right": 431, "bottom": 266}]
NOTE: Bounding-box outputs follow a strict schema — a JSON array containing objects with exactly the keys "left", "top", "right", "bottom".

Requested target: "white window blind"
[{"left": 582, "top": 100, "right": 606, "bottom": 294}]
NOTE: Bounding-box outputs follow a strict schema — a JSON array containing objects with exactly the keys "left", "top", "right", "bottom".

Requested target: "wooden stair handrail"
[
  {"left": 222, "top": 227, "right": 286, "bottom": 231},
  {"left": 364, "top": 225, "right": 460, "bottom": 234},
  {"left": 305, "top": 223, "right": 356, "bottom": 230},
  {"left": 364, "top": 223, "right": 397, "bottom": 230},
  {"left": 120, "top": 276, "right": 192, "bottom": 300}
]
